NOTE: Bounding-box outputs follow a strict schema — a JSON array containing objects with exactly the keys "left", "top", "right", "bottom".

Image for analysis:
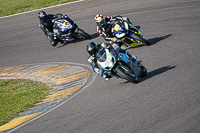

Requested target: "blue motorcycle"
[
  {"left": 96, "top": 43, "right": 147, "bottom": 83},
  {"left": 111, "top": 20, "right": 151, "bottom": 47},
  {"left": 52, "top": 15, "right": 91, "bottom": 45}
]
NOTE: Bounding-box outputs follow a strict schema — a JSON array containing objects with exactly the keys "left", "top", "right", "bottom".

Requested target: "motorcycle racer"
[
  {"left": 94, "top": 14, "right": 140, "bottom": 44},
  {"left": 86, "top": 41, "right": 136, "bottom": 80},
  {"left": 38, "top": 11, "right": 77, "bottom": 46},
  {"left": 38, "top": 11, "right": 58, "bottom": 46}
]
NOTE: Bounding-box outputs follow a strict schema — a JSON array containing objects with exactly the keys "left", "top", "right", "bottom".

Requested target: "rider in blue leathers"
[
  {"left": 38, "top": 11, "right": 58, "bottom": 46},
  {"left": 37, "top": 11, "right": 77, "bottom": 46}
]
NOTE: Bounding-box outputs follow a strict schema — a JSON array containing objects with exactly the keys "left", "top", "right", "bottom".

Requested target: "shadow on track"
[
  {"left": 119, "top": 65, "right": 176, "bottom": 84},
  {"left": 56, "top": 33, "right": 99, "bottom": 48},
  {"left": 126, "top": 34, "right": 172, "bottom": 50},
  {"left": 90, "top": 33, "right": 100, "bottom": 39},
  {"left": 140, "top": 65, "right": 177, "bottom": 82},
  {"left": 148, "top": 34, "right": 172, "bottom": 45},
  {"left": 56, "top": 39, "right": 87, "bottom": 48}
]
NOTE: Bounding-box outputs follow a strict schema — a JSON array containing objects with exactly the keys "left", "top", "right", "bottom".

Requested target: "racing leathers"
[
  {"left": 96, "top": 15, "right": 140, "bottom": 43},
  {"left": 39, "top": 13, "right": 76, "bottom": 46},
  {"left": 39, "top": 14, "right": 58, "bottom": 46},
  {"left": 87, "top": 43, "right": 136, "bottom": 80}
]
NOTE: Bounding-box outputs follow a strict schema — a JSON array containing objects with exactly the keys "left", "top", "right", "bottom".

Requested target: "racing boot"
[
  {"left": 103, "top": 73, "right": 112, "bottom": 80},
  {"left": 47, "top": 32, "right": 58, "bottom": 47}
]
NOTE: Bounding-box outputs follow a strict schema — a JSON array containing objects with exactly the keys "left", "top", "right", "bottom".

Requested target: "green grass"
[
  {"left": 0, "top": 0, "right": 78, "bottom": 17},
  {"left": 0, "top": 0, "right": 78, "bottom": 126},
  {"left": 0, "top": 79, "right": 50, "bottom": 126}
]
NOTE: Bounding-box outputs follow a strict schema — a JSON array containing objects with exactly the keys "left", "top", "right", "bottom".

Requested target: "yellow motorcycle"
[{"left": 111, "top": 20, "right": 151, "bottom": 47}]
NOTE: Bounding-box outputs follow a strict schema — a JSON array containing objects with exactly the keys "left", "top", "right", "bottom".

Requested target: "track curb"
[{"left": 0, "top": 62, "right": 96, "bottom": 133}]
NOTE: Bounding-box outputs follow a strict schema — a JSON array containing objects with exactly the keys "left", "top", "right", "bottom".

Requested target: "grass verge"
[
  {"left": 0, "top": 0, "right": 78, "bottom": 17},
  {"left": 0, "top": 79, "right": 50, "bottom": 126}
]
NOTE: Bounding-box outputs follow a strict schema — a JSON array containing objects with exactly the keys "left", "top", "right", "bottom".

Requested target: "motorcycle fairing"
[
  {"left": 53, "top": 18, "right": 75, "bottom": 41},
  {"left": 54, "top": 19, "right": 73, "bottom": 33},
  {"left": 118, "top": 53, "right": 130, "bottom": 63},
  {"left": 97, "top": 49, "right": 114, "bottom": 70},
  {"left": 111, "top": 21, "right": 129, "bottom": 39},
  {"left": 111, "top": 20, "right": 145, "bottom": 47}
]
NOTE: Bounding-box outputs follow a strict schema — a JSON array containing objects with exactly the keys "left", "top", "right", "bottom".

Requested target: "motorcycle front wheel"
[
  {"left": 140, "top": 66, "right": 147, "bottom": 77},
  {"left": 116, "top": 67, "right": 139, "bottom": 83},
  {"left": 130, "top": 33, "right": 151, "bottom": 46},
  {"left": 77, "top": 29, "right": 91, "bottom": 40}
]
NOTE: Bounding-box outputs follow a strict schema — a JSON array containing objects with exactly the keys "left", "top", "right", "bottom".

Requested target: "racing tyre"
[
  {"left": 51, "top": 42, "right": 57, "bottom": 47},
  {"left": 116, "top": 66, "right": 139, "bottom": 83},
  {"left": 131, "top": 34, "right": 151, "bottom": 46},
  {"left": 77, "top": 29, "right": 91, "bottom": 40},
  {"left": 48, "top": 35, "right": 58, "bottom": 47},
  {"left": 140, "top": 66, "right": 147, "bottom": 77}
]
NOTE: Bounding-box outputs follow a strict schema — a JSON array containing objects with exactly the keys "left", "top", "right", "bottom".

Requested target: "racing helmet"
[
  {"left": 86, "top": 41, "right": 98, "bottom": 55},
  {"left": 38, "top": 11, "right": 47, "bottom": 22},
  {"left": 95, "top": 14, "right": 105, "bottom": 27}
]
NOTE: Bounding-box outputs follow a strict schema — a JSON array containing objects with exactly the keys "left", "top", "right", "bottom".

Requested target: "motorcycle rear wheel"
[
  {"left": 77, "top": 29, "right": 91, "bottom": 40},
  {"left": 116, "top": 67, "right": 139, "bottom": 83},
  {"left": 131, "top": 33, "right": 151, "bottom": 46}
]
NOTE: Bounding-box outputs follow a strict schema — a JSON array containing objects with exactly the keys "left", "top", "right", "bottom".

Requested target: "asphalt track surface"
[{"left": 0, "top": 0, "right": 200, "bottom": 132}]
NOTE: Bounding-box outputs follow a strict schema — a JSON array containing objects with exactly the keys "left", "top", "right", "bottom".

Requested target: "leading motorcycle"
[
  {"left": 96, "top": 43, "right": 147, "bottom": 83},
  {"left": 52, "top": 15, "right": 91, "bottom": 45}
]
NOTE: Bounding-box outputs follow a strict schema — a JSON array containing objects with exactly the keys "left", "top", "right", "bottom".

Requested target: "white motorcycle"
[{"left": 96, "top": 43, "right": 147, "bottom": 83}]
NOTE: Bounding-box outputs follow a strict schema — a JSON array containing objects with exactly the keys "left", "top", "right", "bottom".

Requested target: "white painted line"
[{"left": 0, "top": 0, "right": 85, "bottom": 19}]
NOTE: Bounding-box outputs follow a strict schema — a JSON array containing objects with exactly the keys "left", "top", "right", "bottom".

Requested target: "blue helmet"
[{"left": 38, "top": 11, "right": 47, "bottom": 22}]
